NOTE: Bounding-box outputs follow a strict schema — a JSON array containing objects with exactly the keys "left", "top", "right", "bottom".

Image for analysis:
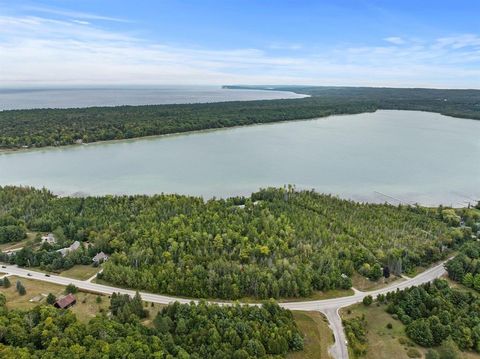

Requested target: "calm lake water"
[
  {"left": 1, "top": 110, "right": 479, "bottom": 206},
  {"left": 0, "top": 86, "right": 306, "bottom": 110}
]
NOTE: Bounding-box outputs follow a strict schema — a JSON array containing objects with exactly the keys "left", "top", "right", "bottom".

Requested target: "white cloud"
[
  {"left": 23, "top": 5, "right": 129, "bottom": 23},
  {"left": 268, "top": 43, "right": 303, "bottom": 50},
  {"left": 384, "top": 36, "right": 406, "bottom": 45},
  {"left": 434, "top": 34, "right": 480, "bottom": 49},
  {"left": 72, "top": 20, "right": 90, "bottom": 25},
  {"left": 0, "top": 13, "right": 479, "bottom": 88}
]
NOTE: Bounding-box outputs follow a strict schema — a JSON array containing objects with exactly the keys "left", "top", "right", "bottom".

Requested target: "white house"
[
  {"left": 41, "top": 233, "right": 56, "bottom": 245},
  {"left": 92, "top": 251, "right": 109, "bottom": 264},
  {"left": 57, "top": 241, "right": 81, "bottom": 257}
]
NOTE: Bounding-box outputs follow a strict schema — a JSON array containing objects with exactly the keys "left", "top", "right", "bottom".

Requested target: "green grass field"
[
  {"left": 0, "top": 275, "right": 109, "bottom": 321},
  {"left": 288, "top": 311, "right": 334, "bottom": 359},
  {"left": 341, "top": 301, "right": 480, "bottom": 359},
  {"left": 341, "top": 303, "right": 425, "bottom": 359},
  {"left": 351, "top": 273, "right": 404, "bottom": 292},
  {"left": 59, "top": 264, "right": 101, "bottom": 280}
]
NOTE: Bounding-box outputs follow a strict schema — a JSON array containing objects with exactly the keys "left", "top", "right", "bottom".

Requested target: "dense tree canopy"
[
  {"left": 2, "top": 86, "right": 480, "bottom": 149},
  {"left": 0, "top": 186, "right": 461, "bottom": 300},
  {"left": 385, "top": 278, "right": 480, "bottom": 352},
  {"left": 446, "top": 240, "right": 480, "bottom": 291},
  {"left": 0, "top": 295, "right": 303, "bottom": 358},
  {"left": 0, "top": 96, "right": 374, "bottom": 149}
]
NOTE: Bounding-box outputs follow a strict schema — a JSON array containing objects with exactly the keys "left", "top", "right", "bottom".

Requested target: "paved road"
[{"left": 0, "top": 260, "right": 447, "bottom": 358}]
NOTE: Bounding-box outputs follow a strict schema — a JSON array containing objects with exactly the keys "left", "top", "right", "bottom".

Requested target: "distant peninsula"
[{"left": 1, "top": 86, "right": 480, "bottom": 150}]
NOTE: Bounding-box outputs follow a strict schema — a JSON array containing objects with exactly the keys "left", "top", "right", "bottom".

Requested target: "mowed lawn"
[
  {"left": 59, "top": 264, "right": 101, "bottom": 280},
  {"left": 341, "top": 303, "right": 426, "bottom": 359},
  {"left": 351, "top": 273, "right": 404, "bottom": 292},
  {"left": 288, "top": 311, "right": 334, "bottom": 359},
  {"left": 279, "top": 288, "right": 354, "bottom": 303},
  {"left": 0, "top": 275, "right": 109, "bottom": 322}
]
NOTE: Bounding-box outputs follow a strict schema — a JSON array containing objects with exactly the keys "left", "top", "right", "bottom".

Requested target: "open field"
[
  {"left": 341, "top": 303, "right": 426, "bottom": 359},
  {"left": 0, "top": 275, "right": 65, "bottom": 311},
  {"left": 59, "top": 264, "right": 101, "bottom": 280},
  {"left": 0, "top": 275, "right": 109, "bottom": 321},
  {"left": 351, "top": 273, "right": 404, "bottom": 292},
  {"left": 341, "top": 302, "right": 480, "bottom": 359},
  {"left": 289, "top": 311, "right": 334, "bottom": 359},
  {"left": 0, "top": 232, "right": 38, "bottom": 252}
]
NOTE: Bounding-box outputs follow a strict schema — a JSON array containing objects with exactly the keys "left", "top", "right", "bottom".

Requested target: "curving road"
[{"left": 0, "top": 260, "right": 447, "bottom": 359}]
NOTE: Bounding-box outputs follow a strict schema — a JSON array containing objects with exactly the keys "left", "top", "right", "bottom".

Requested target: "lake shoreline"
[
  {"left": 2, "top": 106, "right": 480, "bottom": 155},
  {"left": 0, "top": 110, "right": 373, "bottom": 155},
  {"left": 1, "top": 110, "right": 478, "bottom": 208}
]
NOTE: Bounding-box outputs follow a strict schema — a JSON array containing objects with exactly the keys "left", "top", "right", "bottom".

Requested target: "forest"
[
  {"left": 2, "top": 86, "right": 480, "bottom": 149},
  {"left": 0, "top": 294, "right": 303, "bottom": 358},
  {"left": 346, "top": 236, "right": 480, "bottom": 358},
  {"left": 383, "top": 278, "right": 480, "bottom": 355},
  {"left": 0, "top": 186, "right": 466, "bottom": 299}
]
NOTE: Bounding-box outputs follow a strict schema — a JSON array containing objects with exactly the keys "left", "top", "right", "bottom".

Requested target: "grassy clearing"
[
  {"left": 352, "top": 273, "right": 404, "bottom": 292},
  {"left": 0, "top": 232, "right": 39, "bottom": 252},
  {"left": 341, "top": 303, "right": 427, "bottom": 359},
  {"left": 288, "top": 311, "right": 333, "bottom": 359},
  {"left": 0, "top": 275, "right": 168, "bottom": 325},
  {"left": 0, "top": 275, "right": 65, "bottom": 311},
  {"left": 59, "top": 265, "right": 101, "bottom": 280},
  {"left": 342, "top": 301, "right": 480, "bottom": 359},
  {"left": 280, "top": 289, "right": 354, "bottom": 302},
  {"left": 0, "top": 275, "right": 109, "bottom": 321}
]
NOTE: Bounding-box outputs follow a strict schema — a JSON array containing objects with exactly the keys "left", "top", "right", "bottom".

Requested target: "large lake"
[
  {"left": 0, "top": 86, "right": 306, "bottom": 110},
  {"left": 0, "top": 110, "right": 479, "bottom": 206}
]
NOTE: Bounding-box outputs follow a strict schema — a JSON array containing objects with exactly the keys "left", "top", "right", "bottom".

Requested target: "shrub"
[
  {"left": 65, "top": 283, "right": 78, "bottom": 294},
  {"left": 3, "top": 277, "right": 10, "bottom": 288},
  {"left": 406, "top": 348, "right": 421, "bottom": 358},
  {"left": 386, "top": 323, "right": 393, "bottom": 329},
  {"left": 16, "top": 281, "right": 26, "bottom": 296},
  {"left": 425, "top": 349, "right": 440, "bottom": 359},
  {"left": 362, "top": 295, "right": 373, "bottom": 306},
  {"left": 46, "top": 293, "right": 56, "bottom": 305}
]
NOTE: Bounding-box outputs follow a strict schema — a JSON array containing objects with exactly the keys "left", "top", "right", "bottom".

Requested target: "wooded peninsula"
[{"left": 1, "top": 86, "right": 480, "bottom": 149}]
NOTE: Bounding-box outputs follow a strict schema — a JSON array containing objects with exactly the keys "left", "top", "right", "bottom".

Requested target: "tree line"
[
  {"left": 2, "top": 86, "right": 480, "bottom": 149},
  {"left": 0, "top": 96, "right": 374, "bottom": 149},
  {"left": 0, "top": 294, "right": 303, "bottom": 358},
  {"left": 0, "top": 186, "right": 464, "bottom": 300}
]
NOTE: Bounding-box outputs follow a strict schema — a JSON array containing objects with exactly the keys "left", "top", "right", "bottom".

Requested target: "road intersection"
[{"left": 0, "top": 260, "right": 448, "bottom": 359}]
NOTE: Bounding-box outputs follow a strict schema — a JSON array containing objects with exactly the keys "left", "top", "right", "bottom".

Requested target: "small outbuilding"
[
  {"left": 54, "top": 293, "right": 76, "bottom": 309},
  {"left": 41, "top": 233, "right": 56, "bottom": 245}
]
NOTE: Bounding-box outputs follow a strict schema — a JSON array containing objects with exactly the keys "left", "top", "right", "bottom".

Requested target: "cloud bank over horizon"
[{"left": 1, "top": 2, "right": 479, "bottom": 89}]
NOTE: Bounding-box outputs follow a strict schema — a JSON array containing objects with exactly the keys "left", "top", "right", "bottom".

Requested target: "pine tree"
[{"left": 463, "top": 272, "right": 474, "bottom": 287}]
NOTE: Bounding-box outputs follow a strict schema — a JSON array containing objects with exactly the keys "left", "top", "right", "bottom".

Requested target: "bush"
[
  {"left": 406, "top": 319, "right": 434, "bottom": 347},
  {"left": 46, "top": 293, "right": 56, "bottom": 305},
  {"left": 425, "top": 349, "right": 440, "bottom": 359},
  {"left": 96, "top": 296, "right": 102, "bottom": 303},
  {"left": 362, "top": 295, "right": 373, "bottom": 306},
  {"left": 406, "top": 348, "right": 422, "bottom": 358},
  {"left": 437, "top": 339, "right": 459, "bottom": 359},
  {"left": 16, "top": 281, "right": 26, "bottom": 296},
  {"left": 386, "top": 323, "right": 393, "bottom": 329},
  {"left": 3, "top": 277, "right": 10, "bottom": 288},
  {"left": 65, "top": 284, "right": 78, "bottom": 294}
]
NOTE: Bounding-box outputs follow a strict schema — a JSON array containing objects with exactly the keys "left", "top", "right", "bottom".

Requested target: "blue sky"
[{"left": 1, "top": 0, "right": 480, "bottom": 88}]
